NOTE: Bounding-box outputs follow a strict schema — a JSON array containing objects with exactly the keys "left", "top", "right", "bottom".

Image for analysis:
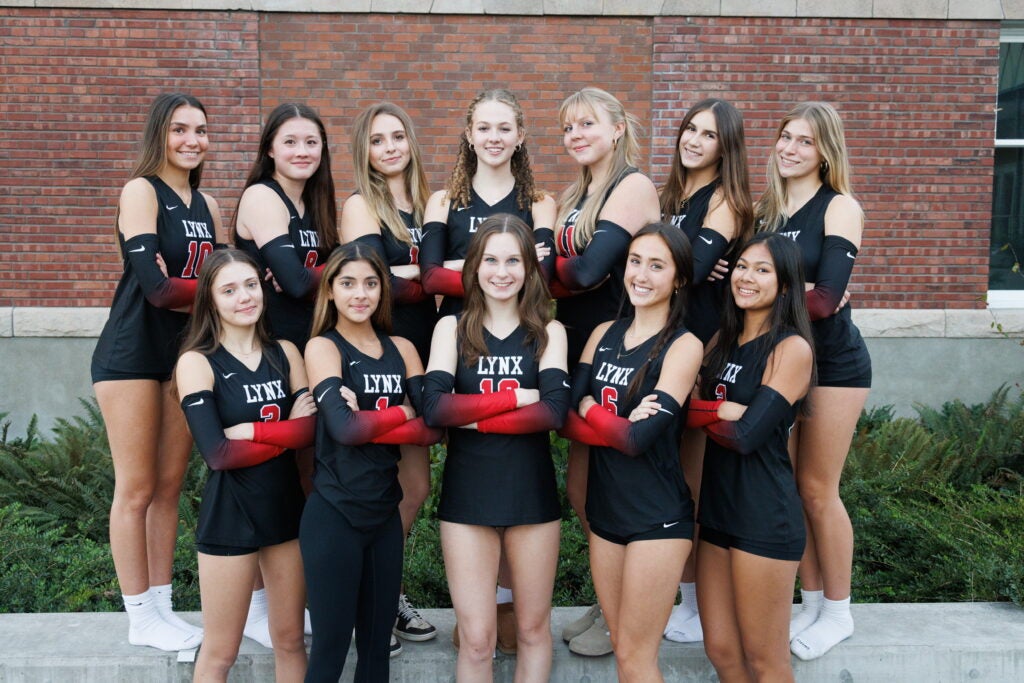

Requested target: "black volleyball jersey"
[
  {"left": 92, "top": 176, "right": 216, "bottom": 376},
  {"left": 236, "top": 179, "right": 324, "bottom": 351},
  {"left": 436, "top": 187, "right": 533, "bottom": 316},
  {"left": 196, "top": 342, "right": 305, "bottom": 548},
  {"left": 585, "top": 318, "right": 693, "bottom": 536},
  {"left": 383, "top": 210, "right": 437, "bottom": 362},
  {"left": 698, "top": 333, "right": 804, "bottom": 546},
  {"left": 777, "top": 184, "right": 868, "bottom": 373},
  {"left": 556, "top": 169, "right": 637, "bottom": 368},
  {"left": 438, "top": 323, "right": 560, "bottom": 526},
  {"left": 312, "top": 328, "right": 407, "bottom": 530},
  {"left": 668, "top": 178, "right": 727, "bottom": 345}
]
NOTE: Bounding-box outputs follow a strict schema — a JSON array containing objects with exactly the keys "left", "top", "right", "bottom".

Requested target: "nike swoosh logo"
[
  {"left": 128, "top": 245, "right": 146, "bottom": 253},
  {"left": 349, "top": 360, "right": 361, "bottom": 366},
  {"left": 317, "top": 389, "right": 331, "bottom": 403},
  {"left": 846, "top": 252, "right": 856, "bottom": 259},
  {"left": 222, "top": 373, "right": 236, "bottom": 379},
  {"left": 187, "top": 398, "right": 204, "bottom": 407},
  {"left": 657, "top": 407, "right": 674, "bottom": 416},
  {"left": 598, "top": 346, "right": 612, "bottom": 352},
  {"left": 663, "top": 521, "right": 680, "bottom": 528},
  {"left": 699, "top": 235, "right": 713, "bottom": 245},
  {"left": 165, "top": 205, "right": 178, "bottom": 210},
  {"left": 456, "top": 206, "right": 470, "bottom": 212},
  {"left": 562, "top": 381, "right": 571, "bottom": 388},
  {"left": 281, "top": 244, "right": 295, "bottom": 249},
  {"left": 290, "top": 216, "right": 298, "bottom": 221},
  {"left": 594, "top": 230, "right": 606, "bottom": 235}
]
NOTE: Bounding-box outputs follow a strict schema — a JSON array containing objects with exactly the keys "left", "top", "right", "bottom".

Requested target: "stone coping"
[
  {"left": 0, "top": 0, "right": 1018, "bottom": 20},
  {"left": 1, "top": 305, "right": 1023, "bottom": 338}
]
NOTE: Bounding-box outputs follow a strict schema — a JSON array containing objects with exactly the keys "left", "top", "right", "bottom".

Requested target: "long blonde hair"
[
  {"left": 757, "top": 101, "right": 854, "bottom": 232},
  {"left": 350, "top": 102, "right": 430, "bottom": 245},
  {"left": 556, "top": 87, "right": 642, "bottom": 250}
]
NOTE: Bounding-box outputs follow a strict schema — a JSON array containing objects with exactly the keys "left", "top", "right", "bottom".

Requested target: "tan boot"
[
  {"left": 496, "top": 602, "right": 517, "bottom": 655},
  {"left": 561, "top": 603, "right": 601, "bottom": 643},
  {"left": 568, "top": 613, "right": 613, "bottom": 656}
]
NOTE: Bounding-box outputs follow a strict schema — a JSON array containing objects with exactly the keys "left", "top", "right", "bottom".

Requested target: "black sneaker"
[
  {"left": 393, "top": 593, "right": 437, "bottom": 642},
  {"left": 390, "top": 634, "right": 402, "bottom": 658}
]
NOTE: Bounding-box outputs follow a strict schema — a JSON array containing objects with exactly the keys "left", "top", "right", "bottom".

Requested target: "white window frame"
[{"left": 992, "top": 28, "right": 1024, "bottom": 308}]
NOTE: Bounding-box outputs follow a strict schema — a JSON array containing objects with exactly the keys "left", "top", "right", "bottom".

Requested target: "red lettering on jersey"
[
  {"left": 600, "top": 386, "right": 618, "bottom": 412},
  {"left": 715, "top": 383, "right": 727, "bottom": 401},
  {"left": 260, "top": 404, "right": 281, "bottom": 422},
  {"left": 479, "top": 378, "right": 521, "bottom": 394},
  {"left": 181, "top": 240, "right": 214, "bottom": 278},
  {"left": 375, "top": 396, "right": 389, "bottom": 411},
  {"left": 304, "top": 250, "right": 318, "bottom": 268},
  {"left": 409, "top": 244, "right": 420, "bottom": 265}
]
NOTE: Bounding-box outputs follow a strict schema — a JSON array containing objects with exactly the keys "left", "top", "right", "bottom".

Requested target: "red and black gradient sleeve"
[
  {"left": 421, "top": 370, "right": 518, "bottom": 428},
  {"left": 554, "top": 219, "right": 632, "bottom": 291},
  {"left": 704, "top": 385, "right": 793, "bottom": 455},
  {"left": 806, "top": 234, "right": 858, "bottom": 321},
  {"left": 476, "top": 368, "right": 570, "bottom": 434},
  {"left": 371, "top": 417, "right": 443, "bottom": 446},
  {"left": 125, "top": 233, "right": 198, "bottom": 309},
  {"left": 558, "top": 410, "right": 611, "bottom": 447},
  {"left": 313, "top": 376, "right": 409, "bottom": 445},
  {"left": 252, "top": 415, "right": 316, "bottom": 449},
  {"left": 181, "top": 390, "right": 284, "bottom": 471},
  {"left": 686, "top": 399, "right": 723, "bottom": 429},
  {"left": 691, "top": 228, "right": 730, "bottom": 284},
  {"left": 419, "top": 221, "right": 465, "bottom": 297},
  {"left": 259, "top": 233, "right": 321, "bottom": 299},
  {"left": 534, "top": 227, "right": 556, "bottom": 283},
  {"left": 583, "top": 390, "right": 682, "bottom": 458},
  {"left": 352, "top": 233, "right": 427, "bottom": 304}
]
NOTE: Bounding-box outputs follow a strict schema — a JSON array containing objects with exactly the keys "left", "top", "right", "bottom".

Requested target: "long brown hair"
[
  {"left": 350, "top": 102, "right": 430, "bottom": 245},
  {"left": 309, "top": 242, "right": 393, "bottom": 338},
  {"left": 556, "top": 87, "right": 642, "bottom": 250},
  {"left": 445, "top": 89, "right": 541, "bottom": 212},
  {"left": 177, "top": 248, "right": 272, "bottom": 358},
  {"left": 659, "top": 98, "right": 754, "bottom": 254},
  {"left": 232, "top": 103, "right": 338, "bottom": 252},
  {"left": 458, "top": 214, "right": 551, "bottom": 367},
  {"left": 757, "top": 101, "right": 854, "bottom": 232}
]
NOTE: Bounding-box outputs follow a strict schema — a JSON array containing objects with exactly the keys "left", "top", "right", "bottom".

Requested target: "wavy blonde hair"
[{"left": 556, "top": 87, "right": 642, "bottom": 250}]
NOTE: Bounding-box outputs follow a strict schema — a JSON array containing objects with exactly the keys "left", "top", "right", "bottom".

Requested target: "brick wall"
[{"left": 0, "top": 9, "right": 1000, "bottom": 310}]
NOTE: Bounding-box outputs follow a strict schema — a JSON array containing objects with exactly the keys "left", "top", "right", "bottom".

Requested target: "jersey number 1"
[
  {"left": 479, "top": 378, "right": 520, "bottom": 394},
  {"left": 181, "top": 240, "right": 214, "bottom": 278}
]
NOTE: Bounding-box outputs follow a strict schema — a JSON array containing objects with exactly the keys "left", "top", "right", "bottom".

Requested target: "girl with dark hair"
[
  {"left": 340, "top": 102, "right": 438, "bottom": 645},
  {"left": 559, "top": 223, "right": 702, "bottom": 679},
  {"left": 757, "top": 102, "right": 871, "bottom": 661},
  {"left": 689, "top": 232, "right": 814, "bottom": 682},
  {"left": 301, "top": 244, "right": 441, "bottom": 682},
  {"left": 234, "top": 102, "right": 338, "bottom": 351},
  {"left": 176, "top": 248, "right": 314, "bottom": 682},
  {"left": 92, "top": 92, "right": 224, "bottom": 651},
  {"left": 658, "top": 97, "right": 754, "bottom": 644},
  {"left": 553, "top": 87, "right": 663, "bottom": 655},
  {"left": 422, "top": 215, "right": 569, "bottom": 682}
]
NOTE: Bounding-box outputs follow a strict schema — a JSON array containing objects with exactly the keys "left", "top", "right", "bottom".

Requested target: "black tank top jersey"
[
  {"left": 667, "top": 179, "right": 728, "bottom": 345},
  {"left": 438, "top": 187, "right": 533, "bottom": 317},
  {"left": 312, "top": 328, "right": 407, "bottom": 530},
  {"left": 585, "top": 318, "right": 693, "bottom": 537},
  {"left": 92, "top": 176, "right": 216, "bottom": 378},
  {"left": 555, "top": 169, "right": 637, "bottom": 370},
  {"left": 382, "top": 210, "right": 437, "bottom": 364},
  {"left": 438, "top": 323, "right": 560, "bottom": 526},
  {"left": 236, "top": 179, "right": 324, "bottom": 352},
  {"left": 196, "top": 342, "right": 305, "bottom": 549},
  {"left": 697, "top": 333, "right": 804, "bottom": 547},
  {"left": 778, "top": 184, "right": 871, "bottom": 386}
]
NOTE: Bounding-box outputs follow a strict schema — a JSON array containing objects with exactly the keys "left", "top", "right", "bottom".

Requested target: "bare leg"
[
  {"left": 504, "top": 522, "right": 560, "bottom": 683},
  {"left": 261, "top": 539, "right": 307, "bottom": 683},
  {"left": 192, "top": 552, "right": 259, "bottom": 682},
  {"left": 442, "top": 522, "right": 501, "bottom": 683}
]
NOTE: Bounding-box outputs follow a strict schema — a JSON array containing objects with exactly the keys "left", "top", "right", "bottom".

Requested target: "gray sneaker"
[
  {"left": 569, "top": 614, "right": 613, "bottom": 656},
  {"left": 561, "top": 603, "right": 602, "bottom": 643}
]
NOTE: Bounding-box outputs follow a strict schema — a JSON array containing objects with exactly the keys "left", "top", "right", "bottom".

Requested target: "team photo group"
[{"left": 90, "top": 84, "right": 871, "bottom": 683}]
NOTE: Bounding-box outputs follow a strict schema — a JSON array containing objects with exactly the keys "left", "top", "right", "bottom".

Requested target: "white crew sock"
[
  {"left": 680, "top": 582, "right": 698, "bottom": 612},
  {"left": 243, "top": 588, "right": 273, "bottom": 648},
  {"left": 124, "top": 589, "right": 202, "bottom": 651},
  {"left": 790, "top": 596, "right": 853, "bottom": 661},
  {"left": 496, "top": 585, "right": 514, "bottom": 605},
  {"left": 150, "top": 584, "right": 203, "bottom": 639},
  {"left": 789, "top": 588, "right": 824, "bottom": 641},
  {"left": 664, "top": 582, "right": 702, "bottom": 642}
]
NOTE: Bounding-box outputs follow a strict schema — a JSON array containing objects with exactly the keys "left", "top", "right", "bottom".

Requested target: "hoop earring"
[{"left": 515, "top": 143, "right": 522, "bottom": 152}]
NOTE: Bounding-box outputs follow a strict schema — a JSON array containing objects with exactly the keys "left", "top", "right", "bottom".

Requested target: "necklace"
[{"left": 617, "top": 326, "right": 657, "bottom": 360}]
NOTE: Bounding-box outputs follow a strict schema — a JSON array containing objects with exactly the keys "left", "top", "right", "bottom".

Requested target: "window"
[{"left": 991, "top": 29, "right": 1024, "bottom": 305}]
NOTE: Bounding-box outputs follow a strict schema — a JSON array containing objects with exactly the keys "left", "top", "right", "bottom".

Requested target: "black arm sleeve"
[
  {"left": 312, "top": 377, "right": 409, "bottom": 445},
  {"left": 555, "top": 220, "right": 632, "bottom": 290},
  {"left": 534, "top": 227, "right": 556, "bottom": 283},
  {"left": 704, "top": 385, "right": 794, "bottom": 455},
  {"left": 691, "top": 227, "right": 730, "bottom": 285},
  {"left": 806, "top": 235, "right": 858, "bottom": 321},
  {"left": 419, "top": 220, "right": 447, "bottom": 271},
  {"left": 124, "top": 233, "right": 197, "bottom": 309},
  {"left": 475, "top": 367, "right": 571, "bottom": 433},
  {"left": 258, "top": 233, "right": 317, "bottom": 299},
  {"left": 181, "top": 390, "right": 283, "bottom": 471},
  {"left": 570, "top": 362, "right": 593, "bottom": 409},
  {"left": 585, "top": 389, "right": 682, "bottom": 457},
  {"left": 406, "top": 374, "right": 424, "bottom": 415}
]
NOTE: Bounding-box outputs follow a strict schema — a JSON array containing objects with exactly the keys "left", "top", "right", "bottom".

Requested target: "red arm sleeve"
[
  {"left": 371, "top": 417, "right": 443, "bottom": 446},
  {"left": 251, "top": 416, "right": 316, "bottom": 449}
]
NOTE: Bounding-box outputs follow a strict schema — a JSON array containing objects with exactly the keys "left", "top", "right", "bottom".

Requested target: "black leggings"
[{"left": 300, "top": 492, "right": 403, "bottom": 683}]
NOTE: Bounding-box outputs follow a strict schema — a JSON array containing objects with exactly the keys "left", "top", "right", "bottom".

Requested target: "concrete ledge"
[
  {"left": 0, "top": 0, "right": 1011, "bottom": 18},
  {"left": 11, "top": 307, "right": 109, "bottom": 338},
  {"left": 0, "top": 604, "right": 1022, "bottom": 681}
]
